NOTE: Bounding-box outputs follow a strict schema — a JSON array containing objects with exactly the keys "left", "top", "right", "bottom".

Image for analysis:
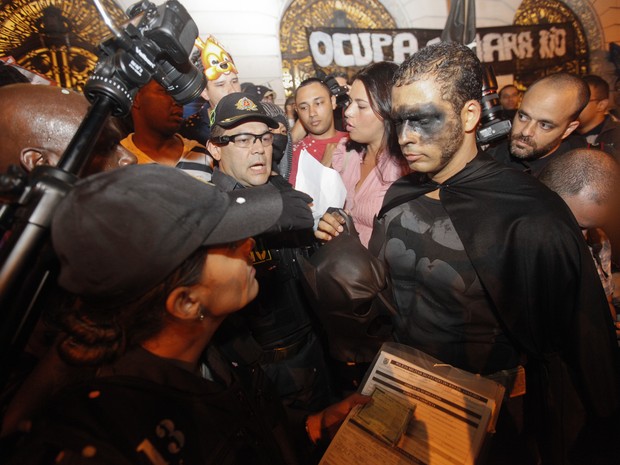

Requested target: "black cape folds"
[{"left": 370, "top": 152, "right": 619, "bottom": 461}]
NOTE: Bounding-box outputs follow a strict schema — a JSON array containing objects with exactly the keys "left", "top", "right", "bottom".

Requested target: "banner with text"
[{"left": 307, "top": 23, "right": 577, "bottom": 76}]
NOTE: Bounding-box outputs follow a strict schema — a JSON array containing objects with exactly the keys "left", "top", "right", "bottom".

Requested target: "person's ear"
[
  {"left": 561, "top": 120, "right": 580, "bottom": 139},
  {"left": 20, "top": 148, "right": 55, "bottom": 171},
  {"left": 165, "top": 286, "right": 202, "bottom": 320},
  {"left": 596, "top": 98, "right": 609, "bottom": 113},
  {"left": 462, "top": 100, "right": 481, "bottom": 133},
  {"left": 201, "top": 87, "right": 210, "bottom": 102},
  {"left": 330, "top": 94, "right": 337, "bottom": 110},
  {"left": 133, "top": 89, "right": 148, "bottom": 110},
  {"left": 207, "top": 141, "right": 222, "bottom": 162}
]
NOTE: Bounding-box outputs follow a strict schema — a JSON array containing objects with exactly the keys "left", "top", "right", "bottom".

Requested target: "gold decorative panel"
[
  {"left": 514, "top": 0, "right": 589, "bottom": 87},
  {"left": 0, "top": 0, "right": 126, "bottom": 90},
  {"left": 280, "top": 0, "right": 396, "bottom": 96}
]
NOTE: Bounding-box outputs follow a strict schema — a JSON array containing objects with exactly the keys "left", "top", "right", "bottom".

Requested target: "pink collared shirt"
[{"left": 332, "top": 137, "right": 407, "bottom": 247}]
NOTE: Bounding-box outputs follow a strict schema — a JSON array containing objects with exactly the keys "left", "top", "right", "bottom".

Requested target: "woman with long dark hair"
[{"left": 316, "top": 61, "right": 409, "bottom": 247}]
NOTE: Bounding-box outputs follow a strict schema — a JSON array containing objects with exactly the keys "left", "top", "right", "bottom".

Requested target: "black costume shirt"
[
  {"left": 384, "top": 194, "right": 519, "bottom": 374},
  {"left": 370, "top": 153, "right": 619, "bottom": 461}
]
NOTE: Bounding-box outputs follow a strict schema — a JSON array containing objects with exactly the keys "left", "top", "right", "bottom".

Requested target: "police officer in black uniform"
[
  {"left": 1, "top": 165, "right": 368, "bottom": 465},
  {"left": 207, "top": 93, "right": 334, "bottom": 417}
]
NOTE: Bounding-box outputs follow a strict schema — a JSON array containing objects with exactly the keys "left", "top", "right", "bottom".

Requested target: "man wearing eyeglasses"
[
  {"left": 209, "top": 93, "right": 279, "bottom": 187},
  {"left": 207, "top": 93, "right": 334, "bottom": 443}
]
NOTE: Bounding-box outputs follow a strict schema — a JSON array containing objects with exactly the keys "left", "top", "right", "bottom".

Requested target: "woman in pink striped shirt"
[{"left": 316, "top": 61, "right": 409, "bottom": 247}]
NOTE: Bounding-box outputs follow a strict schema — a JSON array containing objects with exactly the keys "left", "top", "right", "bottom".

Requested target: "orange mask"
[{"left": 195, "top": 35, "right": 238, "bottom": 81}]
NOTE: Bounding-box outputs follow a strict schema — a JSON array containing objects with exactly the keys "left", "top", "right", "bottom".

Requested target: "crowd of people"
[{"left": 0, "top": 34, "right": 619, "bottom": 465}]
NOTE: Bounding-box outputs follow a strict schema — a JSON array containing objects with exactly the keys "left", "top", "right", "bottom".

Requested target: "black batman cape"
[{"left": 370, "top": 152, "right": 619, "bottom": 459}]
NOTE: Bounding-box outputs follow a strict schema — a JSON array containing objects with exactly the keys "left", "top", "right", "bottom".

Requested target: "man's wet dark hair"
[{"left": 393, "top": 41, "right": 483, "bottom": 115}]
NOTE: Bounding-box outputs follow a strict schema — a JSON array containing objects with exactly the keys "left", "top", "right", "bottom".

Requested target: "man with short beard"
[
  {"left": 489, "top": 73, "right": 588, "bottom": 177},
  {"left": 369, "top": 43, "right": 618, "bottom": 464}
]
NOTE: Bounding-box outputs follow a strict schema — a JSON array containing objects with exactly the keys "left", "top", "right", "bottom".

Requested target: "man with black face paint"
[{"left": 368, "top": 42, "right": 619, "bottom": 465}]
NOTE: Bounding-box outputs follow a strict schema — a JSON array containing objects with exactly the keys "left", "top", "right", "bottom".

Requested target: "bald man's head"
[
  {"left": 539, "top": 148, "right": 620, "bottom": 230},
  {"left": 0, "top": 84, "right": 136, "bottom": 175},
  {"left": 509, "top": 73, "right": 589, "bottom": 161}
]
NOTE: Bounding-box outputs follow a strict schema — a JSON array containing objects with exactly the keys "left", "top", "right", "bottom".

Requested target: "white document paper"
[
  {"left": 294, "top": 149, "right": 347, "bottom": 228},
  {"left": 320, "top": 343, "right": 505, "bottom": 465}
]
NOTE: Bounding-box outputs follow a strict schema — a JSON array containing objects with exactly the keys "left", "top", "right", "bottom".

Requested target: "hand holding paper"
[{"left": 294, "top": 149, "right": 347, "bottom": 229}]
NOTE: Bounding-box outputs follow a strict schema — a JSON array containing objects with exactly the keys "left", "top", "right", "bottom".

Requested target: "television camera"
[
  {"left": 0, "top": 0, "right": 205, "bottom": 388},
  {"left": 476, "top": 64, "right": 512, "bottom": 146}
]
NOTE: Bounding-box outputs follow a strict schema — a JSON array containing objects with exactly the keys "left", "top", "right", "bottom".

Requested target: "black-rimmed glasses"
[{"left": 212, "top": 132, "right": 274, "bottom": 148}]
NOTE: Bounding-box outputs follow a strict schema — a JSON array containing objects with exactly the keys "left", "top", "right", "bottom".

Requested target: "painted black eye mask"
[{"left": 394, "top": 104, "right": 447, "bottom": 141}]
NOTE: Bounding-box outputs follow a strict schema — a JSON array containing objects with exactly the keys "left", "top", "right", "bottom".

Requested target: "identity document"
[{"left": 319, "top": 343, "right": 505, "bottom": 465}]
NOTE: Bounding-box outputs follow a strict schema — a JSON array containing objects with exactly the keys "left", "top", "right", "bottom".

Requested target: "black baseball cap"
[
  {"left": 51, "top": 164, "right": 282, "bottom": 306},
  {"left": 211, "top": 92, "right": 278, "bottom": 129}
]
